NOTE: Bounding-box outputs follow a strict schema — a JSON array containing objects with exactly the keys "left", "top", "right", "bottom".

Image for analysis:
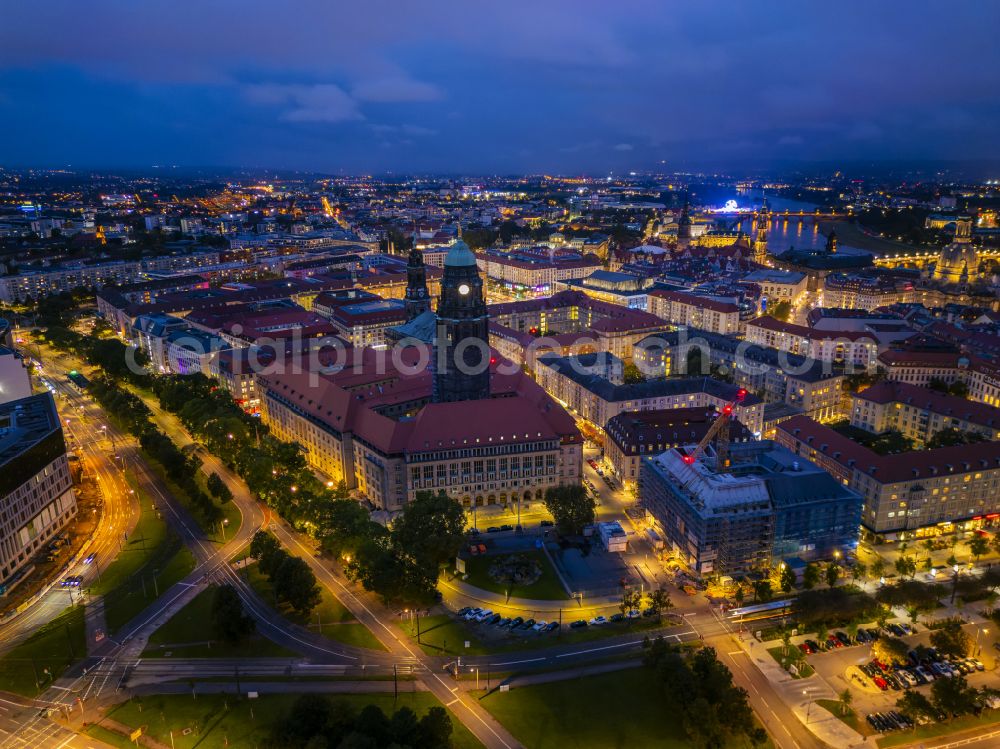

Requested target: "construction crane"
[{"left": 681, "top": 387, "right": 747, "bottom": 469}]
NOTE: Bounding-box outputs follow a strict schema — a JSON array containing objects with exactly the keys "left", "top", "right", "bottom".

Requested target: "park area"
[{"left": 87, "top": 692, "right": 483, "bottom": 749}]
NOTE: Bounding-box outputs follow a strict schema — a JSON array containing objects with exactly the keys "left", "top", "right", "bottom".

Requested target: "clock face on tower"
[{"left": 458, "top": 283, "right": 470, "bottom": 295}]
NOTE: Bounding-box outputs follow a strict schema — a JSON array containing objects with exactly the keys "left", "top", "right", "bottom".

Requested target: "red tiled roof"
[
  {"left": 777, "top": 415, "right": 1000, "bottom": 484},
  {"left": 854, "top": 381, "right": 1000, "bottom": 428},
  {"left": 749, "top": 316, "right": 877, "bottom": 342},
  {"left": 648, "top": 289, "right": 740, "bottom": 314}
]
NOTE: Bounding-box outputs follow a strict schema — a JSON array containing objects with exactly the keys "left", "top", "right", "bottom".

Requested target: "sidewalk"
[
  {"left": 734, "top": 627, "right": 870, "bottom": 748},
  {"left": 438, "top": 573, "right": 622, "bottom": 616}
]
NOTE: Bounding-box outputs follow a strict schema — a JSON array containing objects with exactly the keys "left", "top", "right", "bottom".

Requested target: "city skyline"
[{"left": 2, "top": 1, "right": 999, "bottom": 173}]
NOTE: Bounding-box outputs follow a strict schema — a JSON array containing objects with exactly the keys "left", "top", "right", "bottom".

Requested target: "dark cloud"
[{"left": 0, "top": 0, "right": 997, "bottom": 171}]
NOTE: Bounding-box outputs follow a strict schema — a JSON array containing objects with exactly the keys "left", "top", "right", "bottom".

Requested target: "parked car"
[
  {"left": 500, "top": 524, "right": 513, "bottom": 532},
  {"left": 540, "top": 520, "right": 554, "bottom": 527},
  {"left": 827, "top": 635, "right": 843, "bottom": 649},
  {"left": 486, "top": 614, "right": 502, "bottom": 625},
  {"left": 545, "top": 621, "right": 560, "bottom": 632},
  {"left": 474, "top": 610, "right": 494, "bottom": 623},
  {"left": 570, "top": 620, "right": 587, "bottom": 629},
  {"left": 835, "top": 631, "right": 852, "bottom": 647},
  {"left": 531, "top": 620, "right": 547, "bottom": 631},
  {"left": 486, "top": 526, "right": 500, "bottom": 533},
  {"left": 508, "top": 617, "right": 524, "bottom": 629},
  {"left": 520, "top": 619, "right": 536, "bottom": 630},
  {"left": 799, "top": 643, "right": 814, "bottom": 655},
  {"left": 589, "top": 616, "right": 608, "bottom": 626},
  {"left": 804, "top": 639, "right": 822, "bottom": 653},
  {"left": 626, "top": 609, "right": 641, "bottom": 619},
  {"left": 873, "top": 676, "right": 888, "bottom": 691},
  {"left": 457, "top": 607, "right": 472, "bottom": 617},
  {"left": 610, "top": 613, "right": 625, "bottom": 623}
]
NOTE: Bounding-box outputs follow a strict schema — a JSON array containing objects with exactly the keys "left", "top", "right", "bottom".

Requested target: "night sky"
[{"left": 1, "top": 1, "right": 998, "bottom": 173}]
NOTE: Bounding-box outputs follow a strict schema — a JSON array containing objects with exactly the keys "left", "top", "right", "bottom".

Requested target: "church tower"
[
  {"left": 825, "top": 229, "right": 838, "bottom": 254},
  {"left": 752, "top": 198, "right": 770, "bottom": 262},
  {"left": 404, "top": 227, "right": 431, "bottom": 321},
  {"left": 677, "top": 198, "right": 692, "bottom": 250},
  {"left": 433, "top": 235, "right": 491, "bottom": 403}
]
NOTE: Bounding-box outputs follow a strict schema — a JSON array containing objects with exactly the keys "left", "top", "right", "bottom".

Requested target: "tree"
[
  {"left": 968, "top": 535, "right": 989, "bottom": 565},
  {"left": 543, "top": 485, "right": 596, "bottom": 536},
  {"left": 211, "top": 584, "right": 255, "bottom": 644},
  {"left": 770, "top": 300, "right": 792, "bottom": 322},
  {"left": 734, "top": 585, "right": 745, "bottom": 607},
  {"left": 895, "top": 556, "right": 917, "bottom": 579},
  {"left": 272, "top": 554, "right": 322, "bottom": 616},
  {"left": 803, "top": 562, "right": 820, "bottom": 590},
  {"left": 417, "top": 706, "right": 453, "bottom": 749},
  {"left": 825, "top": 562, "right": 840, "bottom": 588},
  {"left": 250, "top": 531, "right": 283, "bottom": 575},
  {"left": 620, "top": 589, "right": 642, "bottom": 622},
  {"left": 781, "top": 629, "right": 792, "bottom": 657},
  {"left": 648, "top": 588, "right": 674, "bottom": 622},
  {"left": 929, "top": 619, "right": 971, "bottom": 658},
  {"left": 391, "top": 491, "right": 466, "bottom": 577},
  {"left": 850, "top": 562, "right": 868, "bottom": 584},
  {"left": 685, "top": 347, "right": 706, "bottom": 376},
  {"left": 320, "top": 499, "right": 379, "bottom": 559},
  {"left": 779, "top": 564, "right": 796, "bottom": 593},
  {"left": 931, "top": 674, "right": 980, "bottom": 720},
  {"left": 622, "top": 362, "right": 646, "bottom": 384},
  {"left": 872, "top": 636, "right": 909, "bottom": 666},
  {"left": 838, "top": 688, "right": 853, "bottom": 716},
  {"left": 927, "top": 428, "right": 985, "bottom": 449},
  {"left": 753, "top": 580, "right": 772, "bottom": 603},
  {"left": 870, "top": 557, "right": 886, "bottom": 580},
  {"left": 896, "top": 690, "right": 935, "bottom": 724},
  {"left": 206, "top": 472, "right": 232, "bottom": 503},
  {"left": 875, "top": 604, "right": 891, "bottom": 630}
]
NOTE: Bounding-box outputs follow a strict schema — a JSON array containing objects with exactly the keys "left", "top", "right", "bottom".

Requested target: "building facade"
[{"left": 0, "top": 393, "right": 78, "bottom": 588}]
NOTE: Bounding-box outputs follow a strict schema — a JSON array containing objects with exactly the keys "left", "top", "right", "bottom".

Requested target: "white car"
[
  {"left": 626, "top": 609, "right": 641, "bottom": 619},
  {"left": 474, "top": 610, "right": 494, "bottom": 623},
  {"left": 463, "top": 608, "right": 483, "bottom": 621},
  {"left": 532, "top": 620, "right": 548, "bottom": 631},
  {"left": 589, "top": 616, "right": 608, "bottom": 626}
]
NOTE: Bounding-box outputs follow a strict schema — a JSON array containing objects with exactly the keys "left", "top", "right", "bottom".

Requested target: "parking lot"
[{"left": 799, "top": 620, "right": 999, "bottom": 734}]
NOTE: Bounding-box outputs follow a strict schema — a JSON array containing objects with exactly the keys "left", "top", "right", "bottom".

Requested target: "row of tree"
[
  {"left": 250, "top": 532, "right": 322, "bottom": 616},
  {"left": 643, "top": 639, "right": 767, "bottom": 748},
  {"left": 87, "top": 375, "right": 226, "bottom": 529},
  {"left": 270, "top": 693, "right": 454, "bottom": 749}
]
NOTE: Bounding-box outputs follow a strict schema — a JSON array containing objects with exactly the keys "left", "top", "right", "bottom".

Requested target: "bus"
[
  {"left": 726, "top": 598, "right": 795, "bottom": 624},
  {"left": 67, "top": 370, "right": 90, "bottom": 390}
]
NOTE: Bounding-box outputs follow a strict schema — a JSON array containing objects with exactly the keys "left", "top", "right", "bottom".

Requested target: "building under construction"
[{"left": 638, "top": 439, "right": 862, "bottom": 576}]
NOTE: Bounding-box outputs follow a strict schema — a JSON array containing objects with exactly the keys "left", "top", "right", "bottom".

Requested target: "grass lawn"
[
  {"left": 91, "top": 497, "right": 169, "bottom": 596},
  {"left": 766, "top": 646, "right": 814, "bottom": 678},
  {"left": 0, "top": 605, "right": 86, "bottom": 697},
  {"left": 482, "top": 667, "right": 767, "bottom": 749},
  {"left": 404, "top": 613, "right": 665, "bottom": 656},
  {"left": 817, "top": 699, "right": 874, "bottom": 737},
  {"left": 103, "top": 544, "right": 197, "bottom": 633},
  {"left": 876, "top": 710, "right": 1000, "bottom": 748},
  {"left": 244, "top": 562, "right": 387, "bottom": 652},
  {"left": 460, "top": 550, "right": 569, "bottom": 601},
  {"left": 143, "top": 585, "right": 298, "bottom": 659},
  {"left": 91, "top": 693, "right": 483, "bottom": 749}
]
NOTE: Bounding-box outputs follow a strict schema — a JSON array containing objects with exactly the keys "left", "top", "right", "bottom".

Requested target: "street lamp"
[
  {"left": 976, "top": 628, "right": 989, "bottom": 656},
  {"left": 803, "top": 690, "right": 812, "bottom": 724}
]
